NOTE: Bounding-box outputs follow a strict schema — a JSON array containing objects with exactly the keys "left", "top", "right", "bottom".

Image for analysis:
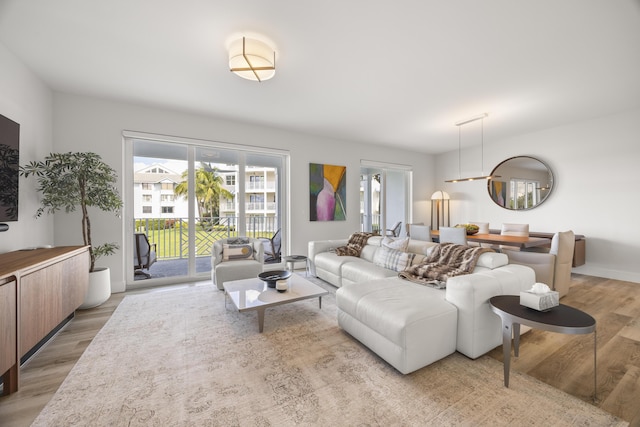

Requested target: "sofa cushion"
[
  {"left": 406, "top": 239, "right": 437, "bottom": 256},
  {"left": 341, "top": 259, "right": 397, "bottom": 285},
  {"left": 475, "top": 252, "right": 508, "bottom": 269},
  {"left": 336, "top": 278, "right": 457, "bottom": 374},
  {"left": 315, "top": 252, "right": 360, "bottom": 276},
  {"left": 373, "top": 247, "right": 415, "bottom": 272},
  {"left": 359, "top": 244, "right": 380, "bottom": 263},
  {"left": 382, "top": 236, "right": 409, "bottom": 251},
  {"left": 336, "top": 278, "right": 454, "bottom": 348}
]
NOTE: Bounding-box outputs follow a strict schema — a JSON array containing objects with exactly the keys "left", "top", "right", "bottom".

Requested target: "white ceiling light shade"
[
  {"left": 228, "top": 37, "right": 276, "bottom": 82},
  {"left": 445, "top": 113, "right": 498, "bottom": 183}
]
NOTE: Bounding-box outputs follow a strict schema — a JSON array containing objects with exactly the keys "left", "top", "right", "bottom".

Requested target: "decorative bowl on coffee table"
[{"left": 258, "top": 270, "right": 292, "bottom": 288}]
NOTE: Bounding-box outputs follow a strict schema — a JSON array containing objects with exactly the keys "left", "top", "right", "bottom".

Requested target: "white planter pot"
[{"left": 79, "top": 267, "right": 112, "bottom": 309}]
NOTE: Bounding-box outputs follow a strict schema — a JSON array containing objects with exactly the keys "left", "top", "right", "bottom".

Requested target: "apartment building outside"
[
  {"left": 133, "top": 164, "right": 187, "bottom": 220},
  {"left": 133, "top": 163, "right": 278, "bottom": 231}
]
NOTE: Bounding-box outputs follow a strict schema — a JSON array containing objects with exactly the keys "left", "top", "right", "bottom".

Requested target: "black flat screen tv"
[{"left": 0, "top": 113, "right": 20, "bottom": 222}]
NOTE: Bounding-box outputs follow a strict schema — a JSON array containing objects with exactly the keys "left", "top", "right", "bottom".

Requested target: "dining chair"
[
  {"left": 438, "top": 227, "right": 467, "bottom": 245},
  {"left": 470, "top": 222, "right": 490, "bottom": 234},
  {"left": 409, "top": 224, "right": 431, "bottom": 241},
  {"left": 405, "top": 222, "right": 424, "bottom": 237},
  {"left": 500, "top": 223, "right": 529, "bottom": 251},
  {"left": 467, "top": 222, "right": 490, "bottom": 247}
]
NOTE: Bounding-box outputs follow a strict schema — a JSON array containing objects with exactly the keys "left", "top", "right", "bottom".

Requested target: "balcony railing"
[
  {"left": 246, "top": 182, "right": 276, "bottom": 191},
  {"left": 134, "top": 216, "right": 279, "bottom": 260}
]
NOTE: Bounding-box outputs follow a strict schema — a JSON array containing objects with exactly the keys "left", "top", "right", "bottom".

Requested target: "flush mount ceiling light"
[
  {"left": 229, "top": 37, "right": 276, "bottom": 82},
  {"left": 445, "top": 113, "right": 499, "bottom": 183}
]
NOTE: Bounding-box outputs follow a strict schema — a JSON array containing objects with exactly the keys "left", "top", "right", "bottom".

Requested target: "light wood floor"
[
  {"left": 1, "top": 276, "right": 639, "bottom": 426},
  {"left": 487, "top": 274, "right": 640, "bottom": 425}
]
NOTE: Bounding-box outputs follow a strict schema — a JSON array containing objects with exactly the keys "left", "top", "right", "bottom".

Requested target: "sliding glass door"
[{"left": 125, "top": 134, "right": 287, "bottom": 287}]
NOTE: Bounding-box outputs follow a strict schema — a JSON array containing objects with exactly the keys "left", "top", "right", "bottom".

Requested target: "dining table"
[{"left": 430, "top": 230, "right": 551, "bottom": 249}]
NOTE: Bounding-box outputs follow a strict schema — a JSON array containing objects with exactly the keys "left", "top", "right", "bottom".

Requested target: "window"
[
  {"left": 161, "top": 206, "right": 174, "bottom": 214},
  {"left": 226, "top": 175, "right": 236, "bottom": 185},
  {"left": 161, "top": 182, "right": 174, "bottom": 191},
  {"left": 142, "top": 183, "right": 153, "bottom": 190},
  {"left": 142, "top": 206, "right": 152, "bottom": 214},
  {"left": 161, "top": 194, "right": 175, "bottom": 202},
  {"left": 142, "top": 195, "right": 152, "bottom": 202},
  {"left": 509, "top": 179, "right": 539, "bottom": 209}
]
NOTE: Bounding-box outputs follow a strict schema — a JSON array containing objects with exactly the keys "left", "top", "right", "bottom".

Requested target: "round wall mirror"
[{"left": 487, "top": 156, "right": 554, "bottom": 210}]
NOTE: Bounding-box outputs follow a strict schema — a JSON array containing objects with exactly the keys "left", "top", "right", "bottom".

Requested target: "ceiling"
[{"left": 1, "top": 0, "right": 639, "bottom": 154}]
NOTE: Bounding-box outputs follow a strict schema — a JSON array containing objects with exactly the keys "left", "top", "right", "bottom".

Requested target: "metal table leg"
[{"left": 502, "top": 319, "right": 512, "bottom": 387}]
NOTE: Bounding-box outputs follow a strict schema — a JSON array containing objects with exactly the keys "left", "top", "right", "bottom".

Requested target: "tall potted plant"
[{"left": 20, "top": 152, "right": 123, "bottom": 308}]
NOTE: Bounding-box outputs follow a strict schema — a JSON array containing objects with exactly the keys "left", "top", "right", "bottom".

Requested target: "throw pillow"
[
  {"left": 373, "top": 247, "right": 416, "bottom": 272},
  {"left": 222, "top": 244, "right": 254, "bottom": 261},
  {"left": 382, "top": 236, "right": 409, "bottom": 252}
]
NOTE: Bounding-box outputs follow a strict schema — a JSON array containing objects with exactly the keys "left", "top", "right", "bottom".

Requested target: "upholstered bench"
[{"left": 336, "top": 277, "right": 457, "bottom": 374}]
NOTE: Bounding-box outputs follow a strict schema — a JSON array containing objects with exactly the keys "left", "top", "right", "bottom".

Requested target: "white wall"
[
  {"left": 6, "top": 39, "right": 636, "bottom": 289},
  {"left": 0, "top": 42, "right": 53, "bottom": 252},
  {"left": 435, "top": 108, "right": 640, "bottom": 283},
  {"left": 52, "top": 92, "right": 435, "bottom": 292}
]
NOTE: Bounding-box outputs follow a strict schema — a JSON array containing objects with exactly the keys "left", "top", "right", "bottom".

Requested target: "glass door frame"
[
  {"left": 123, "top": 131, "right": 290, "bottom": 289},
  {"left": 360, "top": 160, "right": 413, "bottom": 236}
]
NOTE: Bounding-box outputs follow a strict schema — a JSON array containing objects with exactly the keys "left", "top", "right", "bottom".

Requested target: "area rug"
[{"left": 32, "top": 284, "right": 626, "bottom": 426}]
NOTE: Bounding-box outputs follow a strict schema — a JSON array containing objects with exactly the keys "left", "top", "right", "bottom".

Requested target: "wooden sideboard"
[{"left": 0, "top": 246, "right": 89, "bottom": 395}]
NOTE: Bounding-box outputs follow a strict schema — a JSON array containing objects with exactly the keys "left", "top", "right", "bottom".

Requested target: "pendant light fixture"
[{"left": 445, "top": 113, "right": 498, "bottom": 183}]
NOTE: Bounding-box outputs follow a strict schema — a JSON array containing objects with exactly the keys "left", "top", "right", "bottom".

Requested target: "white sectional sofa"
[{"left": 308, "top": 235, "right": 535, "bottom": 373}]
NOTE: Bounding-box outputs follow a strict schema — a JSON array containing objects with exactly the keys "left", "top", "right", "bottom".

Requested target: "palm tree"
[{"left": 174, "top": 164, "right": 232, "bottom": 221}]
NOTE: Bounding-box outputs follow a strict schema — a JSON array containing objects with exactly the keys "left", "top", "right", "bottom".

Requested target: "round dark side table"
[
  {"left": 489, "top": 295, "right": 597, "bottom": 402},
  {"left": 283, "top": 255, "right": 309, "bottom": 276}
]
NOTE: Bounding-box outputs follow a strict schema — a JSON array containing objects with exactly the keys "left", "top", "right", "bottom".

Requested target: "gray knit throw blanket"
[
  {"left": 399, "top": 243, "right": 493, "bottom": 288},
  {"left": 334, "top": 232, "right": 375, "bottom": 257}
]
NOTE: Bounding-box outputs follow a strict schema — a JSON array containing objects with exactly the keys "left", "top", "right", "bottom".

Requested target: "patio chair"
[
  {"left": 134, "top": 233, "right": 157, "bottom": 278},
  {"left": 261, "top": 229, "right": 282, "bottom": 263},
  {"left": 385, "top": 221, "right": 402, "bottom": 237}
]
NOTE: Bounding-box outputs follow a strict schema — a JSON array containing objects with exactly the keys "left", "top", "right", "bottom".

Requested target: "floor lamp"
[{"left": 431, "top": 191, "right": 450, "bottom": 231}]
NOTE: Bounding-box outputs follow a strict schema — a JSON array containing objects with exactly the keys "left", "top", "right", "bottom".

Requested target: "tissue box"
[{"left": 520, "top": 291, "right": 559, "bottom": 311}]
